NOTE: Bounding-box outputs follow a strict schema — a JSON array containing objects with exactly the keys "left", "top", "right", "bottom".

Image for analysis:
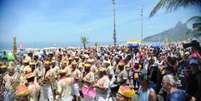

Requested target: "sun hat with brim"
[
  {"left": 29, "top": 62, "right": 36, "bottom": 66},
  {"left": 59, "top": 70, "right": 66, "bottom": 75},
  {"left": 23, "top": 59, "right": 29, "bottom": 64},
  {"left": 162, "top": 74, "right": 177, "bottom": 86},
  {"left": 0, "top": 65, "right": 7, "bottom": 73},
  {"left": 24, "top": 66, "right": 32, "bottom": 73},
  {"left": 84, "top": 54, "right": 89, "bottom": 58},
  {"left": 84, "top": 63, "right": 91, "bottom": 68},
  {"left": 0, "top": 65, "right": 7, "bottom": 69},
  {"left": 75, "top": 56, "right": 79, "bottom": 59},
  {"left": 78, "top": 62, "right": 84, "bottom": 68},
  {"left": 189, "top": 59, "right": 199, "bottom": 65},
  {"left": 72, "top": 61, "right": 77, "bottom": 65},
  {"left": 118, "top": 85, "right": 135, "bottom": 98},
  {"left": 26, "top": 73, "right": 35, "bottom": 79},
  {"left": 185, "top": 52, "right": 190, "bottom": 55},
  {"left": 99, "top": 67, "right": 107, "bottom": 72},
  {"left": 104, "top": 60, "right": 111, "bottom": 65},
  {"left": 44, "top": 61, "right": 51, "bottom": 65},
  {"left": 51, "top": 59, "right": 56, "bottom": 63}
]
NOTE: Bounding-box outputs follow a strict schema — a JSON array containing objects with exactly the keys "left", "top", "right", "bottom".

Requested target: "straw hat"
[
  {"left": 23, "top": 56, "right": 31, "bottom": 63},
  {"left": 0, "top": 64, "right": 7, "bottom": 69},
  {"left": 71, "top": 61, "right": 77, "bottom": 65},
  {"left": 184, "top": 51, "right": 190, "bottom": 55},
  {"left": 99, "top": 67, "right": 107, "bottom": 72},
  {"left": 26, "top": 72, "right": 35, "bottom": 79},
  {"left": 118, "top": 85, "right": 135, "bottom": 98},
  {"left": 44, "top": 61, "right": 51, "bottom": 65},
  {"left": 23, "top": 59, "right": 29, "bottom": 64},
  {"left": 52, "top": 57, "right": 56, "bottom": 62},
  {"left": 29, "top": 62, "right": 36, "bottom": 66},
  {"left": 84, "top": 54, "right": 89, "bottom": 58},
  {"left": 104, "top": 60, "right": 111, "bottom": 65},
  {"left": 24, "top": 65, "right": 32, "bottom": 73},
  {"left": 59, "top": 69, "right": 66, "bottom": 75},
  {"left": 84, "top": 63, "right": 91, "bottom": 68},
  {"left": 75, "top": 56, "right": 79, "bottom": 59}
]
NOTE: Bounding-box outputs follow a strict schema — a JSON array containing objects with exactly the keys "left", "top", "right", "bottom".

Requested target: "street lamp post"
[
  {"left": 112, "top": 0, "right": 117, "bottom": 46},
  {"left": 141, "top": 8, "right": 143, "bottom": 42}
]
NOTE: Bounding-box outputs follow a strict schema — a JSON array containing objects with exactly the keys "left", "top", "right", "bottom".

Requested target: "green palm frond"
[
  {"left": 150, "top": 0, "right": 201, "bottom": 17},
  {"left": 150, "top": 0, "right": 167, "bottom": 17},
  {"left": 81, "top": 36, "right": 88, "bottom": 49},
  {"left": 81, "top": 37, "right": 87, "bottom": 43}
]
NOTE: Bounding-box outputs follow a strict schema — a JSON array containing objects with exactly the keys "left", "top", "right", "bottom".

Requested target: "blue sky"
[{"left": 0, "top": 0, "right": 200, "bottom": 47}]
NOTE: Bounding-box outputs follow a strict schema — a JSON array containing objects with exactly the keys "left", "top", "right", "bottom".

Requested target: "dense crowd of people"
[{"left": 0, "top": 40, "right": 201, "bottom": 101}]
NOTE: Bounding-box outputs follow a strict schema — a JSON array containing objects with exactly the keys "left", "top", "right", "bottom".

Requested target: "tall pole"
[
  {"left": 112, "top": 0, "right": 117, "bottom": 46},
  {"left": 141, "top": 8, "right": 143, "bottom": 42},
  {"left": 13, "top": 36, "right": 17, "bottom": 56}
]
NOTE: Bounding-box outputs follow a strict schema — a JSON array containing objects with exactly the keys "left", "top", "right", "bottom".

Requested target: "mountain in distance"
[{"left": 143, "top": 22, "right": 191, "bottom": 42}]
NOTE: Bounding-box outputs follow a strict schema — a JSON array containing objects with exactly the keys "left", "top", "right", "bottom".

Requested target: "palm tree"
[
  {"left": 94, "top": 42, "right": 98, "bottom": 48},
  {"left": 150, "top": 0, "right": 201, "bottom": 17},
  {"left": 81, "top": 36, "right": 88, "bottom": 49}
]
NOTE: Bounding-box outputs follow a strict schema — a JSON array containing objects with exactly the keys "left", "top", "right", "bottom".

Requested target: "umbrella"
[
  {"left": 127, "top": 40, "right": 141, "bottom": 49},
  {"left": 128, "top": 44, "right": 139, "bottom": 48}
]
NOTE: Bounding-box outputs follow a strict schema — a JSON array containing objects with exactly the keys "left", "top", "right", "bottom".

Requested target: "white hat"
[
  {"left": 163, "top": 74, "right": 177, "bottom": 86},
  {"left": 84, "top": 54, "right": 89, "bottom": 58},
  {"left": 184, "top": 52, "right": 190, "bottom": 55}
]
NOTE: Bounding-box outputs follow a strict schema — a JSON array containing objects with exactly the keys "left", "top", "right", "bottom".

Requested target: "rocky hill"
[{"left": 143, "top": 22, "right": 190, "bottom": 42}]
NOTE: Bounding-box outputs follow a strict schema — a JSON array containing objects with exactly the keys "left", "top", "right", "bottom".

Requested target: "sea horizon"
[{"left": 0, "top": 41, "right": 127, "bottom": 50}]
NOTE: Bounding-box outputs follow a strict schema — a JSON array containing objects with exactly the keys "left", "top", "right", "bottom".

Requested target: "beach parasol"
[{"left": 127, "top": 40, "right": 142, "bottom": 49}]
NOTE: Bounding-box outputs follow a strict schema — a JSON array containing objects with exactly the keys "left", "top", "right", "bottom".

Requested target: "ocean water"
[
  {"left": 0, "top": 41, "right": 166, "bottom": 50},
  {"left": 0, "top": 41, "right": 125, "bottom": 50}
]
